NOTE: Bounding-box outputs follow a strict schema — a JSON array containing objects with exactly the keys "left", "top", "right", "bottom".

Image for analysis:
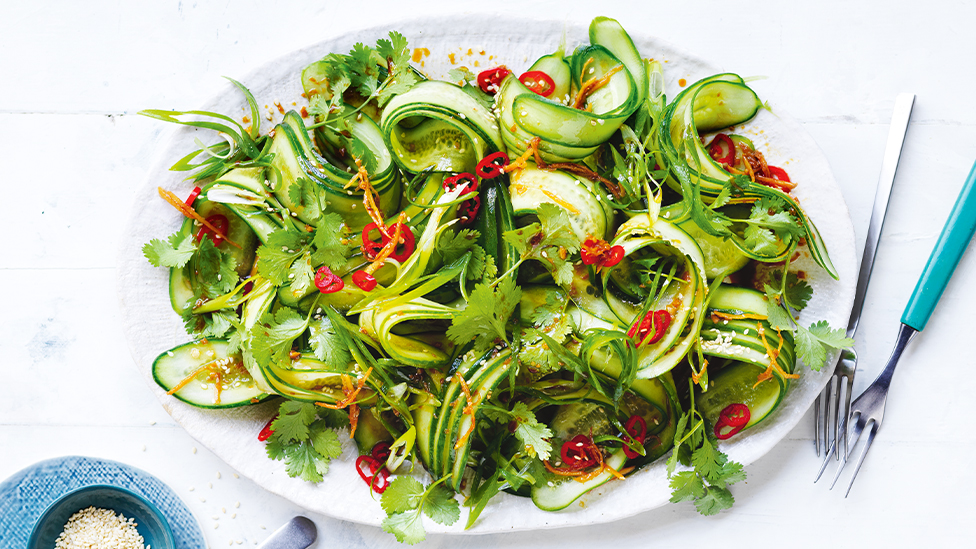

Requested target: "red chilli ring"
[
  {"left": 519, "top": 70, "right": 555, "bottom": 97},
  {"left": 355, "top": 455, "right": 391, "bottom": 493},
  {"left": 386, "top": 223, "right": 416, "bottom": 263},
  {"left": 353, "top": 270, "right": 377, "bottom": 292},
  {"left": 476, "top": 152, "right": 510, "bottom": 179},
  {"left": 477, "top": 66, "right": 511, "bottom": 95},
  {"left": 443, "top": 173, "right": 478, "bottom": 194},
  {"left": 314, "top": 266, "right": 344, "bottom": 294}
]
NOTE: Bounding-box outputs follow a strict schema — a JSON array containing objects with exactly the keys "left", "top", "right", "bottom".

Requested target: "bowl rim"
[{"left": 27, "top": 483, "right": 176, "bottom": 548}]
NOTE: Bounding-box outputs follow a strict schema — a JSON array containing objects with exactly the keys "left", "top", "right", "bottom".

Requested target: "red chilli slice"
[
  {"left": 715, "top": 403, "right": 751, "bottom": 440},
  {"left": 622, "top": 415, "right": 647, "bottom": 459},
  {"left": 371, "top": 440, "right": 392, "bottom": 462},
  {"left": 707, "top": 133, "right": 735, "bottom": 166},
  {"left": 195, "top": 214, "right": 229, "bottom": 247},
  {"left": 628, "top": 310, "right": 673, "bottom": 346},
  {"left": 560, "top": 434, "right": 600, "bottom": 470},
  {"left": 353, "top": 270, "right": 377, "bottom": 292},
  {"left": 443, "top": 173, "right": 478, "bottom": 195},
  {"left": 457, "top": 196, "right": 481, "bottom": 226},
  {"left": 355, "top": 455, "right": 391, "bottom": 493},
  {"left": 387, "top": 223, "right": 416, "bottom": 262},
  {"left": 476, "top": 152, "right": 510, "bottom": 179},
  {"left": 185, "top": 186, "right": 202, "bottom": 207},
  {"left": 477, "top": 66, "right": 511, "bottom": 95},
  {"left": 719, "top": 403, "right": 750, "bottom": 428},
  {"left": 519, "top": 70, "right": 555, "bottom": 97},
  {"left": 314, "top": 266, "right": 344, "bottom": 294},
  {"left": 767, "top": 165, "right": 791, "bottom": 182},
  {"left": 257, "top": 416, "right": 277, "bottom": 442},
  {"left": 361, "top": 223, "right": 386, "bottom": 260}
]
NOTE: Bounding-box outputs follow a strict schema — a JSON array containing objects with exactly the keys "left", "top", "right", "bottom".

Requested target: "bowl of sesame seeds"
[{"left": 28, "top": 484, "right": 175, "bottom": 549}]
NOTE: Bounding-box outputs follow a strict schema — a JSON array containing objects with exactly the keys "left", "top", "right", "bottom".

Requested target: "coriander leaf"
[
  {"left": 808, "top": 319, "right": 855, "bottom": 349},
  {"left": 712, "top": 460, "right": 746, "bottom": 489},
  {"left": 257, "top": 230, "right": 312, "bottom": 286},
  {"left": 691, "top": 437, "right": 724, "bottom": 481},
  {"left": 200, "top": 309, "right": 235, "bottom": 339},
  {"left": 264, "top": 437, "right": 286, "bottom": 461},
  {"left": 711, "top": 182, "right": 732, "bottom": 209},
  {"left": 763, "top": 287, "right": 795, "bottom": 331},
  {"left": 144, "top": 231, "right": 196, "bottom": 268},
  {"left": 509, "top": 402, "right": 553, "bottom": 461},
  {"left": 316, "top": 407, "right": 351, "bottom": 430},
  {"left": 744, "top": 224, "right": 780, "bottom": 255},
  {"left": 312, "top": 213, "right": 356, "bottom": 270},
  {"left": 446, "top": 278, "right": 521, "bottom": 352},
  {"left": 282, "top": 441, "right": 329, "bottom": 483},
  {"left": 308, "top": 316, "right": 353, "bottom": 368},
  {"left": 695, "top": 486, "right": 735, "bottom": 516},
  {"left": 381, "top": 511, "right": 426, "bottom": 545},
  {"left": 527, "top": 290, "right": 565, "bottom": 328},
  {"left": 288, "top": 252, "right": 315, "bottom": 296},
  {"left": 423, "top": 484, "right": 460, "bottom": 526},
  {"left": 308, "top": 422, "right": 343, "bottom": 460},
  {"left": 784, "top": 272, "right": 813, "bottom": 310},
  {"left": 271, "top": 400, "right": 318, "bottom": 442},
  {"left": 381, "top": 476, "right": 426, "bottom": 515},
  {"left": 668, "top": 471, "right": 705, "bottom": 503},
  {"left": 252, "top": 307, "right": 309, "bottom": 366},
  {"left": 193, "top": 237, "right": 239, "bottom": 295},
  {"left": 796, "top": 321, "right": 855, "bottom": 371},
  {"left": 795, "top": 325, "right": 827, "bottom": 370},
  {"left": 436, "top": 229, "right": 481, "bottom": 265}
]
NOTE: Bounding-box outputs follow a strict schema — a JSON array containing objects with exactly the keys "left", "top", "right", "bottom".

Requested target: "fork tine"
[
  {"left": 814, "top": 409, "right": 845, "bottom": 482},
  {"left": 814, "top": 392, "right": 823, "bottom": 457},
  {"left": 843, "top": 421, "right": 878, "bottom": 497},
  {"left": 828, "top": 378, "right": 840, "bottom": 461},
  {"left": 840, "top": 377, "right": 854, "bottom": 460},
  {"left": 814, "top": 434, "right": 836, "bottom": 482},
  {"left": 829, "top": 412, "right": 863, "bottom": 489}
]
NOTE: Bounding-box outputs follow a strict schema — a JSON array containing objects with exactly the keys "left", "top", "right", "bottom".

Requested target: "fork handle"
[{"left": 902, "top": 158, "right": 976, "bottom": 331}]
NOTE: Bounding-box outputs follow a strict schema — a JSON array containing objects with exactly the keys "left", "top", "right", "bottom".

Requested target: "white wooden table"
[{"left": 3, "top": 1, "right": 973, "bottom": 546}]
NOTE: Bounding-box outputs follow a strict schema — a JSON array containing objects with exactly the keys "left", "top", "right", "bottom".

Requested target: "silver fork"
[
  {"left": 814, "top": 93, "right": 915, "bottom": 459},
  {"left": 818, "top": 152, "right": 976, "bottom": 495}
]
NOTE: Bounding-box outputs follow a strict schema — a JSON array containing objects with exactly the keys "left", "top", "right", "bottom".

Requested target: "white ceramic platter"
[{"left": 118, "top": 15, "right": 856, "bottom": 534}]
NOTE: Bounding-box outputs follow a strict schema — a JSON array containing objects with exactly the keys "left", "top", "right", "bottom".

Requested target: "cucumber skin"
[{"left": 152, "top": 339, "right": 271, "bottom": 409}]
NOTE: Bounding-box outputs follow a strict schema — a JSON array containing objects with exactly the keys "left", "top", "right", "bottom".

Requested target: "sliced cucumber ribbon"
[
  {"left": 661, "top": 74, "right": 838, "bottom": 279},
  {"left": 267, "top": 111, "right": 400, "bottom": 230},
  {"left": 380, "top": 80, "right": 503, "bottom": 174}
]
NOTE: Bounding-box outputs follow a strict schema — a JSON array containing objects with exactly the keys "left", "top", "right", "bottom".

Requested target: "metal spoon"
[{"left": 257, "top": 516, "right": 317, "bottom": 549}]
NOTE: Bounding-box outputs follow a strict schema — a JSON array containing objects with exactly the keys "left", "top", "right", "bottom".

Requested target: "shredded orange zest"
[
  {"left": 157, "top": 187, "right": 241, "bottom": 248},
  {"left": 572, "top": 64, "right": 625, "bottom": 109},
  {"left": 364, "top": 212, "right": 407, "bottom": 275},
  {"left": 756, "top": 174, "right": 797, "bottom": 191},
  {"left": 754, "top": 324, "right": 799, "bottom": 387},
  {"left": 710, "top": 311, "right": 768, "bottom": 322},
  {"left": 503, "top": 136, "right": 541, "bottom": 174},
  {"left": 166, "top": 357, "right": 248, "bottom": 406},
  {"left": 541, "top": 189, "right": 581, "bottom": 214},
  {"left": 690, "top": 356, "right": 708, "bottom": 385},
  {"left": 315, "top": 367, "right": 374, "bottom": 416},
  {"left": 453, "top": 375, "right": 481, "bottom": 450},
  {"left": 531, "top": 143, "right": 624, "bottom": 199},
  {"left": 166, "top": 360, "right": 216, "bottom": 396}
]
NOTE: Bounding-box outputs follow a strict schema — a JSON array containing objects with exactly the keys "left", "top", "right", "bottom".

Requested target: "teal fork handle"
[{"left": 902, "top": 159, "right": 976, "bottom": 331}]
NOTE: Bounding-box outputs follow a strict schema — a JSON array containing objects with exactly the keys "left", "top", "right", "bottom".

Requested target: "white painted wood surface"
[{"left": 2, "top": 1, "right": 973, "bottom": 546}]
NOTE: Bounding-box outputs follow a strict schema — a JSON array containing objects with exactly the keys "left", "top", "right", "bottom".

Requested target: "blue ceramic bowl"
[{"left": 27, "top": 484, "right": 175, "bottom": 549}]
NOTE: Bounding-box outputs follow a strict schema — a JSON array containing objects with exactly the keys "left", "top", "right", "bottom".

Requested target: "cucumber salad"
[{"left": 141, "top": 16, "right": 852, "bottom": 543}]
